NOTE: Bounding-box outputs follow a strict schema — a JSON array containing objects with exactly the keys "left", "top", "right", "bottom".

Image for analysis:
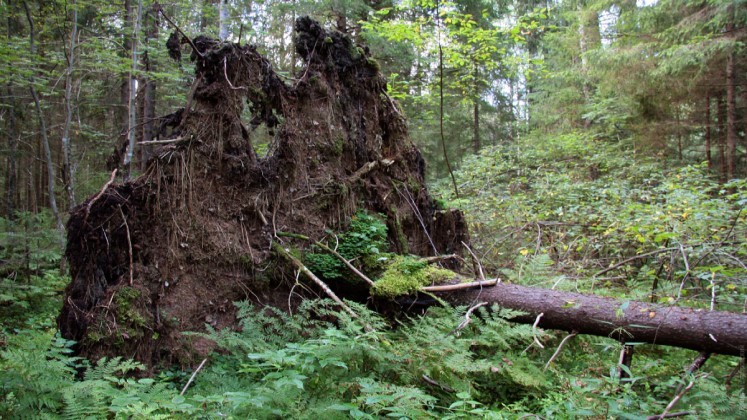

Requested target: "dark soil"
[{"left": 58, "top": 17, "right": 468, "bottom": 370}]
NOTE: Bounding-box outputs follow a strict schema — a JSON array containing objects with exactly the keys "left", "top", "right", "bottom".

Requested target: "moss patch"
[{"left": 372, "top": 256, "right": 454, "bottom": 297}]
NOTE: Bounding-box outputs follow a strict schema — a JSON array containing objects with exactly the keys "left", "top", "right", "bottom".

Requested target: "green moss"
[
  {"left": 372, "top": 256, "right": 454, "bottom": 297},
  {"left": 366, "top": 57, "right": 381, "bottom": 72}
]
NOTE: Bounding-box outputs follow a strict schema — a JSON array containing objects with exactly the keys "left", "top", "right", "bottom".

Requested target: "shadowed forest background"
[{"left": 1, "top": 0, "right": 746, "bottom": 418}]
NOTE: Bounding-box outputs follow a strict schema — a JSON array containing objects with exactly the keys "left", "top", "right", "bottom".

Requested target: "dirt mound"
[{"left": 58, "top": 17, "right": 468, "bottom": 369}]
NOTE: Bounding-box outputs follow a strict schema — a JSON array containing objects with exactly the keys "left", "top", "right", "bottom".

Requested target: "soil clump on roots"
[{"left": 58, "top": 17, "right": 468, "bottom": 369}]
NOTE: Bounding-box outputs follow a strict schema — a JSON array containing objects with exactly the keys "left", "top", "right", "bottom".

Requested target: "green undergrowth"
[
  {"left": 436, "top": 131, "right": 747, "bottom": 310},
  {"left": 304, "top": 211, "right": 389, "bottom": 282},
  {"left": 2, "top": 299, "right": 743, "bottom": 418}
]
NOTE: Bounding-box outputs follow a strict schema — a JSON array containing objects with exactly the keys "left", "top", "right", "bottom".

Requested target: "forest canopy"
[{"left": 1, "top": 0, "right": 746, "bottom": 418}]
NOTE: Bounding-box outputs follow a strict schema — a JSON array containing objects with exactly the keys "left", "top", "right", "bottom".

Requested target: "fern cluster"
[{"left": 2, "top": 300, "right": 743, "bottom": 418}]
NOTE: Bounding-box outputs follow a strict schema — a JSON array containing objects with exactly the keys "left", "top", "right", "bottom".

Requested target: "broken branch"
[
  {"left": 277, "top": 232, "right": 376, "bottom": 286},
  {"left": 84, "top": 168, "right": 117, "bottom": 222},
  {"left": 544, "top": 331, "right": 578, "bottom": 371},
  {"left": 421, "top": 279, "right": 498, "bottom": 292},
  {"left": 272, "top": 242, "right": 359, "bottom": 319},
  {"left": 155, "top": 4, "right": 204, "bottom": 59},
  {"left": 450, "top": 302, "right": 488, "bottom": 336},
  {"left": 180, "top": 358, "right": 208, "bottom": 396}
]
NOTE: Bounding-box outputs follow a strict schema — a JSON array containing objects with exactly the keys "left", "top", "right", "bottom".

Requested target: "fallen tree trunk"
[{"left": 443, "top": 282, "right": 747, "bottom": 357}]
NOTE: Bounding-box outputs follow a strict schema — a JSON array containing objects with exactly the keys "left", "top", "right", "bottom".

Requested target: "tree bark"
[
  {"left": 123, "top": 0, "right": 142, "bottom": 180},
  {"left": 445, "top": 282, "right": 747, "bottom": 357},
  {"left": 717, "top": 93, "right": 727, "bottom": 182},
  {"left": 705, "top": 92, "right": 712, "bottom": 168},
  {"left": 61, "top": 0, "right": 78, "bottom": 211},
  {"left": 4, "top": 83, "right": 19, "bottom": 219},
  {"left": 139, "top": 3, "right": 158, "bottom": 169},
  {"left": 23, "top": 1, "right": 64, "bottom": 236},
  {"left": 218, "top": 0, "right": 229, "bottom": 40},
  {"left": 472, "top": 65, "right": 480, "bottom": 153},
  {"left": 725, "top": 11, "right": 737, "bottom": 181}
]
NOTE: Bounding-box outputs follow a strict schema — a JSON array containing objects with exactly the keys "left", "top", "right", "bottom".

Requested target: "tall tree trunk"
[
  {"left": 717, "top": 93, "right": 727, "bottom": 182},
  {"left": 705, "top": 92, "right": 712, "bottom": 168},
  {"left": 4, "top": 3, "right": 20, "bottom": 218},
  {"left": 578, "top": 3, "right": 600, "bottom": 129},
  {"left": 219, "top": 0, "right": 229, "bottom": 40},
  {"left": 725, "top": 12, "right": 737, "bottom": 181},
  {"left": 123, "top": 0, "right": 142, "bottom": 180},
  {"left": 22, "top": 1, "right": 64, "bottom": 236},
  {"left": 4, "top": 83, "right": 19, "bottom": 219},
  {"left": 61, "top": 0, "right": 78, "bottom": 211},
  {"left": 139, "top": 3, "right": 158, "bottom": 169},
  {"left": 472, "top": 65, "right": 480, "bottom": 153},
  {"left": 121, "top": 0, "right": 132, "bottom": 139}
]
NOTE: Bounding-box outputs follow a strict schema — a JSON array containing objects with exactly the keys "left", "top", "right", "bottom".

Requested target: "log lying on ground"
[{"left": 443, "top": 282, "right": 747, "bottom": 356}]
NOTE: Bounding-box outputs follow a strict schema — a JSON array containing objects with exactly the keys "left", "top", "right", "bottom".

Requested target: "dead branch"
[
  {"left": 654, "top": 375, "right": 704, "bottom": 420},
  {"left": 84, "top": 169, "right": 117, "bottom": 222},
  {"left": 675, "top": 352, "right": 711, "bottom": 394},
  {"left": 594, "top": 247, "right": 678, "bottom": 278},
  {"left": 138, "top": 137, "right": 185, "bottom": 145},
  {"left": 421, "top": 254, "right": 463, "bottom": 265},
  {"left": 180, "top": 358, "right": 208, "bottom": 396},
  {"left": 277, "top": 232, "right": 375, "bottom": 286},
  {"left": 646, "top": 412, "right": 692, "bottom": 420},
  {"left": 422, "top": 374, "right": 455, "bottom": 393},
  {"left": 421, "top": 279, "right": 498, "bottom": 292},
  {"left": 725, "top": 357, "right": 744, "bottom": 388},
  {"left": 223, "top": 57, "right": 246, "bottom": 90},
  {"left": 450, "top": 302, "right": 488, "bottom": 336},
  {"left": 544, "top": 330, "right": 577, "bottom": 371},
  {"left": 461, "top": 241, "right": 485, "bottom": 281},
  {"left": 118, "top": 206, "right": 133, "bottom": 286},
  {"left": 155, "top": 4, "right": 204, "bottom": 59},
  {"left": 272, "top": 242, "right": 359, "bottom": 319}
]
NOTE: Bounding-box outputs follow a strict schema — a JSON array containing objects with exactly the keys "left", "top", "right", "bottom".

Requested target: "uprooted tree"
[{"left": 59, "top": 17, "right": 746, "bottom": 369}]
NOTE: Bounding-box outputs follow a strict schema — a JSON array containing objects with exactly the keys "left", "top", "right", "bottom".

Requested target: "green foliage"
[
  {"left": 0, "top": 211, "right": 66, "bottom": 331},
  {"left": 437, "top": 131, "right": 746, "bottom": 308},
  {"left": 305, "top": 211, "right": 388, "bottom": 281}
]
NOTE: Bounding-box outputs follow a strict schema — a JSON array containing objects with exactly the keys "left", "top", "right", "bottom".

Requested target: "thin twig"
[
  {"left": 422, "top": 374, "right": 455, "bottom": 393},
  {"left": 645, "top": 412, "right": 691, "bottom": 420},
  {"left": 180, "top": 358, "right": 208, "bottom": 395},
  {"left": 421, "top": 254, "right": 463, "bottom": 265},
  {"left": 118, "top": 206, "right": 133, "bottom": 286},
  {"left": 422, "top": 279, "right": 498, "bottom": 292},
  {"left": 461, "top": 241, "right": 486, "bottom": 281},
  {"left": 223, "top": 57, "right": 246, "bottom": 90},
  {"left": 544, "top": 331, "right": 578, "bottom": 371},
  {"left": 450, "top": 302, "right": 488, "bottom": 336},
  {"left": 524, "top": 313, "right": 545, "bottom": 351},
  {"left": 155, "top": 3, "right": 203, "bottom": 58},
  {"left": 725, "top": 357, "right": 744, "bottom": 388},
  {"left": 138, "top": 137, "right": 185, "bottom": 145},
  {"left": 674, "top": 352, "right": 710, "bottom": 395},
  {"left": 594, "top": 247, "right": 679, "bottom": 277},
  {"left": 654, "top": 374, "right": 705, "bottom": 419},
  {"left": 85, "top": 169, "right": 117, "bottom": 222}
]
